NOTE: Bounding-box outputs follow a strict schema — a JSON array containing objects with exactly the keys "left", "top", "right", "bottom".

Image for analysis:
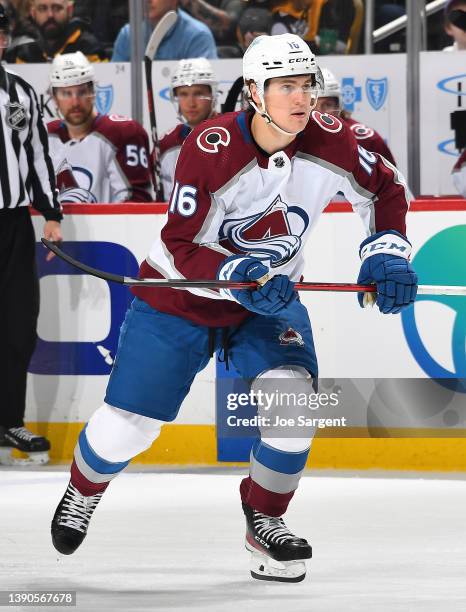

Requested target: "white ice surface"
[{"left": 2, "top": 471, "right": 466, "bottom": 612}]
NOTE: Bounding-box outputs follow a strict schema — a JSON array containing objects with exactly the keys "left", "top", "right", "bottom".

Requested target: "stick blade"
[{"left": 144, "top": 11, "right": 177, "bottom": 59}]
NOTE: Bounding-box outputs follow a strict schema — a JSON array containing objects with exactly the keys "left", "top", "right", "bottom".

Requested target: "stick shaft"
[
  {"left": 41, "top": 240, "right": 466, "bottom": 296},
  {"left": 143, "top": 10, "right": 177, "bottom": 201}
]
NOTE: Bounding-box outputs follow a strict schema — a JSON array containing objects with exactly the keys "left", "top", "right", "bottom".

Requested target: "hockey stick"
[
  {"left": 41, "top": 239, "right": 466, "bottom": 296},
  {"left": 144, "top": 10, "right": 177, "bottom": 202}
]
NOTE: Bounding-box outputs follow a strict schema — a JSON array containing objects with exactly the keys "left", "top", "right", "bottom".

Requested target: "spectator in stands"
[
  {"left": 4, "top": 0, "right": 107, "bottom": 62},
  {"left": 220, "top": 7, "right": 273, "bottom": 107},
  {"left": 73, "top": 0, "right": 128, "bottom": 58},
  {"left": 237, "top": 6, "right": 273, "bottom": 52},
  {"left": 270, "top": 0, "right": 325, "bottom": 52},
  {"left": 111, "top": 0, "right": 218, "bottom": 62},
  {"left": 8, "top": 0, "right": 30, "bottom": 21},
  {"left": 1, "top": 0, "right": 43, "bottom": 62},
  {"left": 47, "top": 52, "right": 154, "bottom": 203},
  {"left": 179, "top": 0, "right": 243, "bottom": 49},
  {"left": 443, "top": 0, "right": 466, "bottom": 51},
  {"left": 271, "top": 0, "right": 357, "bottom": 54}
]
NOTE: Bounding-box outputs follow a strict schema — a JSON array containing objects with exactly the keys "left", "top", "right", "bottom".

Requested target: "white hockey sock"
[{"left": 85, "top": 403, "right": 164, "bottom": 463}]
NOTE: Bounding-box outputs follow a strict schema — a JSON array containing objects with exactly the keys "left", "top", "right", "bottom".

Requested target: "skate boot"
[
  {"left": 242, "top": 503, "right": 312, "bottom": 582},
  {"left": 51, "top": 481, "right": 104, "bottom": 555},
  {"left": 0, "top": 426, "right": 50, "bottom": 466}
]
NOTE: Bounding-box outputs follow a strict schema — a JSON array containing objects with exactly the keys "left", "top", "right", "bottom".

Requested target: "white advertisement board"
[{"left": 28, "top": 205, "right": 466, "bottom": 426}]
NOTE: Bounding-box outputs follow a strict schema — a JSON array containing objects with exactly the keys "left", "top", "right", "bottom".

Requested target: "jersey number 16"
[{"left": 168, "top": 181, "right": 198, "bottom": 217}]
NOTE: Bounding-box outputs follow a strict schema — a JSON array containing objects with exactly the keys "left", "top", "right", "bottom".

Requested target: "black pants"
[{"left": 0, "top": 208, "right": 39, "bottom": 428}]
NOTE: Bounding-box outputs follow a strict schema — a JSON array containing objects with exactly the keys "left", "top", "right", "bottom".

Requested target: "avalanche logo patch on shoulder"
[
  {"left": 311, "top": 110, "right": 342, "bottom": 133},
  {"left": 4, "top": 102, "right": 27, "bottom": 131},
  {"left": 197, "top": 126, "right": 230, "bottom": 153},
  {"left": 279, "top": 328, "right": 305, "bottom": 347},
  {"left": 108, "top": 114, "right": 129, "bottom": 122},
  {"left": 350, "top": 122, "right": 374, "bottom": 140}
]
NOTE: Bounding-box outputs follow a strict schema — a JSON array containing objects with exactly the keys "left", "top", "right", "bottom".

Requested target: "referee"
[{"left": 0, "top": 5, "right": 63, "bottom": 465}]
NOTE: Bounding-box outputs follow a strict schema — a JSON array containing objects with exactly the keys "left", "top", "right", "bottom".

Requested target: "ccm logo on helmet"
[
  {"left": 289, "top": 58, "right": 309, "bottom": 63},
  {"left": 197, "top": 126, "right": 230, "bottom": 153},
  {"left": 311, "top": 110, "right": 343, "bottom": 133}
]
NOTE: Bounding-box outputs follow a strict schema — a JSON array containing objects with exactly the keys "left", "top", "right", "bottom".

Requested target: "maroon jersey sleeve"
[
  {"left": 96, "top": 115, "right": 154, "bottom": 202},
  {"left": 345, "top": 128, "right": 408, "bottom": 235},
  {"left": 305, "top": 112, "right": 409, "bottom": 236},
  {"left": 345, "top": 117, "right": 397, "bottom": 166},
  {"left": 160, "top": 130, "right": 231, "bottom": 282},
  {"left": 47, "top": 119, "right": 67, "bottom": 140}
]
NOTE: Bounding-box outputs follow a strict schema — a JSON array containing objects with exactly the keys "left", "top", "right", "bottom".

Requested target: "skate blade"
[
  {"left": 246, "top": 545, "right": 307, "bottom": 583},
  {"left": 0, "top": 448, "right": 49, "bottom": 466}
]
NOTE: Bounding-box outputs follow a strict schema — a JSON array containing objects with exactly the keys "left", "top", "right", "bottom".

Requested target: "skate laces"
[
  {"left": 58, "top": 483, "right": 103, "bottom": 533},
  {"left": 253, "top": 511, "right": 297, "bottom": 545},
  {"left": 8, "top": 427, "right": 40, "bottom": 441}
]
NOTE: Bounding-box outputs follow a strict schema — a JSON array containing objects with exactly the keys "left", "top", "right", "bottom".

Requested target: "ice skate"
[
  {"left": 242, "top": 503, "right": 312, "bottom": 582},
  {"left": 0, "top": 426, "right": 50, "bottom": 466},
  {"left": 51, "top": 481, "right": 104, "bottom": 555}
]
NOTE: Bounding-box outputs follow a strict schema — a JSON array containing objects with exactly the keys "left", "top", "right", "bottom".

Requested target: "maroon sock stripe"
[
  {"left": 71, "top": 459, "right": 111, "bottom": 496},
  {"left": 240, "top": 475, "right": 295, "bottom": 517}
]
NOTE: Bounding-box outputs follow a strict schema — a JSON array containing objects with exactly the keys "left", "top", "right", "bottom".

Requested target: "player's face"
[
  {"left": 31, "top": 0, "right": 70, "bottom": 34},
  {"left": 53, "top": 84, "right": 95, "bottom": 126},
  {"left": 263, "top": 75, "right": 317, "bottom": 133},
  {"left": 174, "top": 84, "right": 213, "bottom": 127},
  {"left": 315, "top": 96, "right": 341, "bottom": 117}
]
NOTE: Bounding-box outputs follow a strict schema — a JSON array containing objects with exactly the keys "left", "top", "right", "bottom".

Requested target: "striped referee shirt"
[{"left": 0, "top": 65, "right": 61, "bottom": 220}]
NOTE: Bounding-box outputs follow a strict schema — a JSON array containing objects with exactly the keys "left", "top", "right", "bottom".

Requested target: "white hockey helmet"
[
  {"left": 170, "top": 58, "right": 217, "bottom": 102},
  {"left": 319, "top": 67, "right": 341, "bottom": 107},
  {"left": 50, "top": 51, "right": 95, "bottom": 88},
  {"left": 243, "top": 34, "right": 319, "bottom": 135}
]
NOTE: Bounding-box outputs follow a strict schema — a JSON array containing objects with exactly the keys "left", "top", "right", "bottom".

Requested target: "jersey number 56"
[{"left": 126, "top": 144, "right": 149, "bottom": 168}]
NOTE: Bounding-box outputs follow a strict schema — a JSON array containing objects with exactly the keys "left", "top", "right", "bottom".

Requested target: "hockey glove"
[
  {"left": 357, "top": 230, "right": 418, "bottom": 314},
  {"left": 217, "top": 255, "right": 296, "bottom": 316}
]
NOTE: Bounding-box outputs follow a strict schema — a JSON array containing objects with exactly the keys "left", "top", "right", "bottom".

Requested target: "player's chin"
[
  {"left": 288, "top": 112, "right": 309, "bottom": 128},
  {"left": 65, "top": 114, "right": 85, "bottom": 125}
]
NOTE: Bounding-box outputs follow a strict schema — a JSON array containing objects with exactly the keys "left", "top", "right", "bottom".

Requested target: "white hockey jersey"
[
  {"left": 47, "top": 114, "right": 154, "bottom": 203},
  {"left": 133, "top": 110, "right": 411, "bottom": 328}
]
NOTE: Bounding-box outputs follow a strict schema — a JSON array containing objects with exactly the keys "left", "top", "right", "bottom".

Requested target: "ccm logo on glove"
[{"left": 357, "top": 230, "right": 418, "bottom": 315}]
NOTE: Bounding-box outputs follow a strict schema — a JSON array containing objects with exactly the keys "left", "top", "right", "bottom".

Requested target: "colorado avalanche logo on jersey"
[
  {"left": 197, "top": 126, "right": 230, "bottom": 153},
  {"left": 366, "top": 78, "right": 388, "bottom": 111},
  {"left": 95, "top": 85, "right": 114, "bottom": 115},
  {"left": 279, "top": 328, "right": 305, "bottom": 347},
  {"left": 350, "top": 122, "right": 375, "bottom": 140},
  {"left": 219, "top": 195, "right": 309, "bottom": 268},
  {"left": 311, "top": 110, "right": 342, "bottom": 133},
  {"left": 56, "top": 160, "right": 97, "bottom": 204}
]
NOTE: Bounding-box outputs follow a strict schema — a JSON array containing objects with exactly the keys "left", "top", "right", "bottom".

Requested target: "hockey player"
[
  {"left": 47, "top": 52, "right": 154, "bottom": 204},
  {"left": 452, "top": 149, "right": 466, "bottom": 197},
  {"left": 51, "top": 34, "right": 417, "bottom": 582},
  {"left": 316, "top": 67, "right": 397, "bottom": 167},
  {"left": 159, "top": 58, "right": 218, "bottom": 198}
]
